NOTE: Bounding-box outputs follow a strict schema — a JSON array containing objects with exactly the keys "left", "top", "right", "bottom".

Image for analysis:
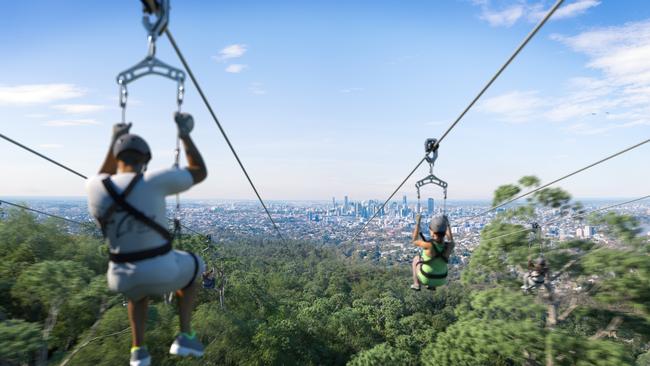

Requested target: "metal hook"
[
  {"left": 118, "top": 82, "right": 128, "bottom": 123},
  {"left": 177, "top": 80, "right": 185, "bottom": 112},
  {"left": 147, "top": 35, "right": 156, "bottom": 59}
]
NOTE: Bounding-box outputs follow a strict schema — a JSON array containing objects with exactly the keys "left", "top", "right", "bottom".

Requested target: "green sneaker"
[
  {"left": 130, "top": 347, "right": 151, "bottom": 366},
  {"left": 169, "top": 333, "right": 204, "bottom": 357}
]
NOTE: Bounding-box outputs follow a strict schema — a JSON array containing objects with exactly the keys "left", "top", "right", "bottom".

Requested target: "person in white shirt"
[{"left": 86, "top": 113, "right": 207, "bottom": 366}]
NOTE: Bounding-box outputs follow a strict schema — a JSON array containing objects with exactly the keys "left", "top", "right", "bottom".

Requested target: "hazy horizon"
[{"left": 1, "top": 0, "right": 649, "bottom": 200}]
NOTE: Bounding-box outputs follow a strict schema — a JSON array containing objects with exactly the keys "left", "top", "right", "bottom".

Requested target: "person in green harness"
[{"left": 410, "top": 214, "right": 455, "bottom": 291}]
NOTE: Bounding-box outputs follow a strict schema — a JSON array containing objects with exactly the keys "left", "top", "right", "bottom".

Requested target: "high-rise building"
[
  {"left": 344, "top": 195, "right": 349, "bottom": 211},
  {"left": 403, "top": 195, "right": 407, "bottom": 207},
  {"left": 428, "top": 198, "right": 434, "bottom": 214},
  {"left": 332, "top": 197, "right": 336, "bottom": 208},
  {"left": 576, "top": 228, "right": 583, "bottom": 238},
  {"left": 583, "top": 225, "right": 595, "bottom": 238}
]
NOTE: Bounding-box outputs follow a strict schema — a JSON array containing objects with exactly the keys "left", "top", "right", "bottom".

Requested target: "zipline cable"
[
  {"left": 162, "top": 29, "right": 285, "bottom": 242},
  {"left": 0, "top": 199, "right": 93, "bottom": 227},
  {"left": 350, "top": 0, "right": 565, "bottom": 242},
  {"left": 435, "top": 0, "right": 565, "bottom": 147},
  {"left": 480, "top": 194, "right": 650, "bottom": 242},
  {"left": 0, "top": 133, "right": 210, "bottom": 240},
  {"left": 459, "top": 137, "right": 650, "bottom": 225},
  {"left": 0, "top": 133, "right": 88, "bottom": 179},
  {"left": 350, "top": 158, "right": 426, "bottom": 242},
  {"left": 346, "top": 194, "right": 650, "bottom": 280}
]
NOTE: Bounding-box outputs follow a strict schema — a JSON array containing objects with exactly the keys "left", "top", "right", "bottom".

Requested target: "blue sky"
[{"left": 0, "top": 0, "right": 648, "bottom": 201}]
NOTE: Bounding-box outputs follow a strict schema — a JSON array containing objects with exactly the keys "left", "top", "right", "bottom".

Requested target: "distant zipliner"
[
  {"left": 202, "top": 268, "right": 216, "bottom": 289},
  {"left": 200, "top": 236, "right": 217, "bottom": 290},
  {"left": 522, "top": 223, "right": 550, "bottom": 293},
  {"left": 410, "top": 139, "right": 455, "bottom": 291},
  {"left": 85, "top": 2, "right": 209, "bottom": 366}
]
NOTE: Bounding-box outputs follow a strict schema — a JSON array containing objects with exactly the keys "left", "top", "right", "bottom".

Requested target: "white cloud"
[
  {"left": 478, "top": 90, "right": 547, "bottom": 122},
  {"left": 340, "top": 87, "right": 364, "bottom": 94},
  {"left": 43, "top": 119, "right": 100, "bottom": 127},
  {"left": 52, "top": 104, "right": 106, "bottom": 114},
  {"left": 213, "top": 44, "right": 247, "bottom": 62},
  {"left": 474, "top": 0, "right": 600, "bottom": 28},
  {"left": 225, "top": 64, "right": 247, "bottom": 73},
  {"left": 38, "top": 144, "right": 64, "bottom": 149},
  {"left": 553, "top": 0, "right": 600, "bottom": 19},
  {"left": 479, "top": 19, "right": 650, "bottom": 135},
  {"left": 249, "top": 83, "right": 267, "bottom": 95},
  {"left": 25, "top": 113, "right": 48, "bottom": 118},
  {"left": 480, "top": 5, "right": 525, "bottom": 28},
  {"left": 0, "top": 84, "right": 85, "bottom": 105}
]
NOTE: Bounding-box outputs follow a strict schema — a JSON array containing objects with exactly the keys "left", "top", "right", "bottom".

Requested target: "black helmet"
[
  {"left": 112, "top": 134, "right": 151, "bottom": 163},
  {"left": 429, "top": 215, "right": 447, "bottom": 234}
]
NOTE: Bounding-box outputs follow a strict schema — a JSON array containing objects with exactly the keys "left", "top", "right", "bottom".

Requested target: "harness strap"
[
  {"left": 110, "top": 241, "right": 172, "bottom": 263},
  {"left": 98, "top": 174, "right": 143, "bottom": 235},
  {"left": 183, "top": 252, "right": 200, "bottom": 289},
  {"left": 419, "top": 265, "right": 448, "bottom": 279},
  {"left": 427, "top": 240, "right": 449, "bottom": 263},
  {"left": 419, "top": 234, "right": 450, "bottom": 263},
  {"left": 101, "top": 176, "right": 173, "bottom": 242}
]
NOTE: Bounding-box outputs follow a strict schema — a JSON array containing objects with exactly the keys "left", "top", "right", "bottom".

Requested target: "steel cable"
[
  {"left": 163, "top": 29, "right": 285, "bottom": 242},
  {"left": 349, "top": 0, "right": 565, "bottom": 242},
  {"left": 458, "top": 138, "right": 650, "bottom": 226}
]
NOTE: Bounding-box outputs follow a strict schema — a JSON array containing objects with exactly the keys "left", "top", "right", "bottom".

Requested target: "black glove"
[
  {"left": 112, "top": 122, "right": 132, "bottom": 142},
  {"left": 174, "top": 112, "right": 194, "bottom": 137}
]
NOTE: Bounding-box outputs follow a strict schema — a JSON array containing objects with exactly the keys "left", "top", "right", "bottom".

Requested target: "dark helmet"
[
  {"left": 112, "top": 134, "right": 151, "bottom": 163},
  {"left": 429, "top": 215, "right": 447, "bottom": 234}
]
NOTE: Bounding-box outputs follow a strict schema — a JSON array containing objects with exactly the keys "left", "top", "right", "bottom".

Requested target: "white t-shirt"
[{"left": 86, "top": 168, "right": 193, "bottom": 254}]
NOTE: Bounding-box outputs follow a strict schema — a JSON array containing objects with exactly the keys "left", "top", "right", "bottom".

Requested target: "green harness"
[{"left": 417, "top": 240, "right": 449, "bottom": 286}]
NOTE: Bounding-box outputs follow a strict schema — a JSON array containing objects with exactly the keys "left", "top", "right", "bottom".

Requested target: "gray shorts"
[{"left": 107, "top": 249, "right": 205, "bottom": 301}]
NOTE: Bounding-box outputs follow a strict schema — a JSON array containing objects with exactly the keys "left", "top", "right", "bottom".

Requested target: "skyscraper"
[
  {"left": 403, "top": 195, "right": 407, "bottom": 207},
  {"left": 428, "top": 198, "right": 434, "bottom": 214},
  {"left": 332, "top": 197, "right": 336, "bottom": 208},
  {"left": 344, "top": 195, "right": 349, "bottom": 211}
]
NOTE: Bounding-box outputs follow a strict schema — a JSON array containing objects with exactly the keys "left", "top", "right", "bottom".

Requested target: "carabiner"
[{"left": 176, "top": 80, "right": 185, "bottom": 111}]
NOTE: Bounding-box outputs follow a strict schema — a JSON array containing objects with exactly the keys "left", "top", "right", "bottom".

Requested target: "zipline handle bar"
[{"left": 116, "top": 0, "right": 184, "bottom": 121}]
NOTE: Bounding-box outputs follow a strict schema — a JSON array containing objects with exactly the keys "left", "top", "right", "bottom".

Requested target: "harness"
[
  {"left": 98, "top": 173, "right": 172, "bottom": 263},
  {"left": 418, "top": 237, "right": 449, "bottom": 280},
  {"left": 202, "top": 275, "right": 216, "bottom": 289}
]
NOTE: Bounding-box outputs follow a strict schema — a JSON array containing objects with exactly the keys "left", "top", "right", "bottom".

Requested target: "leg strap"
[{"left": 183, "top": 252, "right": 200, "bottom": 290}]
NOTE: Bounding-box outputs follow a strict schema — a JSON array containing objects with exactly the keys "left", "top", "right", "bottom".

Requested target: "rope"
[
  {"left": 345, "top": 194, "right": 650, "bottom": 280},
  {"left": 350, "top": 158, "right": 426, "bottom": 243},
  {"left": 459, "top": 138, "right": 650, "bottom": 225},
  {"left": 435, "top": 0, "right": 565, "bottom": 147},
  {"left": 0, "top": 199, "right": 93, "bottom": 227},
  {"left": 163, "top": 29, "right": 285, "bottom": 242},
  {"left": 480, "top": 194, "right": 650, "bottom": 242},
  {"left": 349, "top": 0, "right": 565, "bottom": 242},
  {"left": 0, "top": 133, "right": 215, "bottom": 240},
  {"left": 0, "top": 133, "right": 88, "bottom": 179}
]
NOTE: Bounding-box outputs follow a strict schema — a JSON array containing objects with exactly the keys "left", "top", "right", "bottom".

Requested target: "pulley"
[{"left": 415, "top": 138, "right": 448, "bottom": 215}]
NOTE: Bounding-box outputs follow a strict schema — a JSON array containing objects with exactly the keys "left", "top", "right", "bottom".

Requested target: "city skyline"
[{"left": 1, "top": 1, "right": 649, "bottom": 200}]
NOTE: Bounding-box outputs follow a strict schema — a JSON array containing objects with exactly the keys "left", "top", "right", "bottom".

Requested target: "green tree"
[
  {"left": 0, "top": 319, "right": 43, "bottom": 365},
  {"left": 347, "top": 343, "right": 416, "bottom": 366},
  {"left": 12, "top": 260, "right": 93, "bottom": 366}
]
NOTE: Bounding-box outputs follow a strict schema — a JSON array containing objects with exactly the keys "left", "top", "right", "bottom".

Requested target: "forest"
[{"left": 1, "top": 179, "right": 649, "bottom": 366}]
